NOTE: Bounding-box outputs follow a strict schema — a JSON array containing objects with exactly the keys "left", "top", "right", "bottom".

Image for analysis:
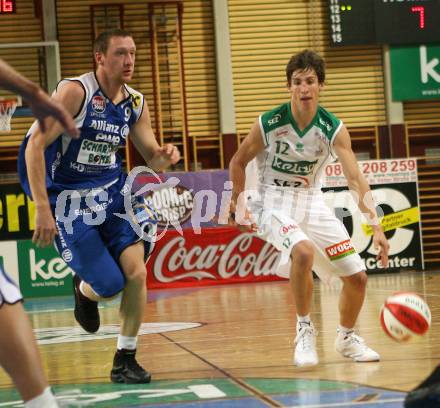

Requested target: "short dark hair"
[
  {"left": 93, "top": 29, "right": 133, "bottom": 54},
  {"left": 286, "top": 50, "right": 325, "bottom": 85}
]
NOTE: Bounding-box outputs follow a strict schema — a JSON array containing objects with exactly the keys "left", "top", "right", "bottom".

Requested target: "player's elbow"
[
  {"left": 229, "top": 154, "right": 246, "bottom": 174},
  {"left": 25, "top": 135, "right": 44, "bottom": 161}
]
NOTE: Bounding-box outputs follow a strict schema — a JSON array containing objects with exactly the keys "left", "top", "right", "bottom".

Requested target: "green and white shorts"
[{"left": 248, "top": 188, "right": 365, "bottom": 283}]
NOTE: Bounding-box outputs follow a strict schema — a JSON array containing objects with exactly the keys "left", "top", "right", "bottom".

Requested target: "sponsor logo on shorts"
[
  {"left": 55, "top": 219, "right": 68, "bottom": 249},
  {"left": 91, "top": 95, "right": 106, "bottom": 113},
  {"left": 61, "top": 249, "right": 73, "bottom": 262},
  {"left": 325, "top": 239, "right": 356, "bottom": 261},
  {"left": 279, "top": 223, "right": 298, "bottom": 236}
]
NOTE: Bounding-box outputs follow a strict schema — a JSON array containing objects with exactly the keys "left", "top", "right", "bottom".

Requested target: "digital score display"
[
  {"left": 0, "top": 0, "right": 16, "bottom": 14},
  {"left": 328, "top": 0, "right": 440, "bottom": 46}
]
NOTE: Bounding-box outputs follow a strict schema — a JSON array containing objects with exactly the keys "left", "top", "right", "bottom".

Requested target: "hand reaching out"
[
  {"left": 228, "top": 200, "right": 257, "bottom": 232},
  {"left": 157, "top": 143, "right": 180, "bottom": 165},
  {"left": 32, "top": 205, "right": 58, "bottom": 247},
  {"left": 27, "top": 88, "right": 79, "bottom": 138},
  {"left": 373, "top": 226, "right": 389, "bottom": 268}
]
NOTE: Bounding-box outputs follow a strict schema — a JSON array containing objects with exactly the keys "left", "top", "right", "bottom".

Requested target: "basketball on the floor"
[{"left": 380, "top": 292, "right": 431, "bottom": 342}]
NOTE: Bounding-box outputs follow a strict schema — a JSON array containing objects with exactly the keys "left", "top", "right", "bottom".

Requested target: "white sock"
[
  {"left": 117, "top": 335, "right": 137, "bottom": 351},
  {"left": 297, "top": 314, "right": 311, "bottom": 325},
  {"left": 24, "top": 387, "right": 58, "bottom": 408},
  {"left": 338, "top": 325, "right": 354, "bottom": 337}
]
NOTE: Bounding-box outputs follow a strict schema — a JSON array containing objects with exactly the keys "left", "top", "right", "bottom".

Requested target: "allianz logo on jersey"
[
  {"left": 272, "top": 156, "right": 318, "bottom": 175},
  {"left": 90, "top": 120, "right": 120, "bottom": 133},
  {"left": 90, "top": 120, "right": 130, "bottom": 139}
]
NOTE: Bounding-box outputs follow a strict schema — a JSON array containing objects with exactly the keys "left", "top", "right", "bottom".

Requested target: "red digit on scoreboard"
[
  {"left": 1, "top": 0, "right": 14, "bottom": 13},
  {"left": 412, "top": 6, "right": 425, "bottom": 29}
]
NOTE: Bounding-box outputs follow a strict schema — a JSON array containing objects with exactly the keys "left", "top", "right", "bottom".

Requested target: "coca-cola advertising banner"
[{"left": 146, "top": 227, "right": 285, "bottom": 289}]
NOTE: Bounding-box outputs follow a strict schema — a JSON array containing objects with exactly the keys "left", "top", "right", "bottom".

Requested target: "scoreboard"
[{"left": 328, "top": 0, "right": 440, "bottom": 46}]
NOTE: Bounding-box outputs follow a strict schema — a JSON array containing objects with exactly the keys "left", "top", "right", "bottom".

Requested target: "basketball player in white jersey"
[
  {"left": 0, "top": 59, "right": 77, "bottom": 408},
  {"left": 229, "top": 50, "right": 389, "bottom": 367}
]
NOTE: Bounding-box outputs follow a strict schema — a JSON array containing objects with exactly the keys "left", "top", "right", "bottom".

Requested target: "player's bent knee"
[
  {"left": 96, "top": 274, "right": 125, "bottom": 298},
  {"left": 344, "top": 270, "right": 368, "bottom": 291},
  {"left": 125, "top": 266, "right": 147, "bottom": 285},
  {"left": 292, "top": 240, "right": 314, "bottom": 268}
]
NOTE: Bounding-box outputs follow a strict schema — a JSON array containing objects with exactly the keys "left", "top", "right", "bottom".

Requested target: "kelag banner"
[
  {"left": 0, "top": 239, "right": 73, "bottom": 298},
  {"left": 390, "top": 44, "right": 440, "bottom": 101},
  {"left": 16, "top": 240, "right": 73, "bottom": 297}
]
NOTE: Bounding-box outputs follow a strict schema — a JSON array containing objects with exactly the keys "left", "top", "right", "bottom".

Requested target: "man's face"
[
  {"left": 288, "top": 68, "right": 322, "bottom": 110},
  {"left": 96, "top": 36, "right": 136, "bottom": 83}
]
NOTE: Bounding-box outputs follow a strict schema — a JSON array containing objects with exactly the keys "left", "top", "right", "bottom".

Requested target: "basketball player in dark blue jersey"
[
  {"left": 0, "top": 58, "right": 78, "bottom": 407},
  {"left": 18, "top": 29, "right": 180, "bottom": 384}
]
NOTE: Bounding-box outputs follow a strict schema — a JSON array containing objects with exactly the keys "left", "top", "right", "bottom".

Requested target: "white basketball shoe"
[
  {"left": 335, "top": 330, "right": 380, "bottom": 362},
  {"left": 294, "top": 322, "right": 318, "bottom": 367}
]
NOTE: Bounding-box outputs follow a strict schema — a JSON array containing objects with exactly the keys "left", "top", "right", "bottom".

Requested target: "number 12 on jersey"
[{"left": 275, "top": 141, "right": 290, "bottom": 155}]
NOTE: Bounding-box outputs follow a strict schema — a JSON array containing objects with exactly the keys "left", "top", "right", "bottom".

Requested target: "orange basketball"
[{"left": 380, "top": 292, "right": 431, "bottom": 342}]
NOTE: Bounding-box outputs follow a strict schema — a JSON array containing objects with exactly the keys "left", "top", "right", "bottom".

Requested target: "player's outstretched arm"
[
  {"left": 129, "top": 101, "right": 180, "bottom": 171},
  {"left": 0, "top": 59, "right": 78, "bottom": 138},
  {"left": 25, "top": 81, "right": 84, "bottom": 247},
  {"left": 333, "top": 125, "right": 389, "bottom": 267}
]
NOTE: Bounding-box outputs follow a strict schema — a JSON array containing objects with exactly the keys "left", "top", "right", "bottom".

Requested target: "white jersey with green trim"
[{"left": 255, "top": 102, "right": 342, "bottom": 190}]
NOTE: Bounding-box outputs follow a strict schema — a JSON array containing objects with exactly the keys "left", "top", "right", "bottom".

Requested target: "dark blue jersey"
[{"left": 18, "top": 72, "right": 144, "bottom": 198}]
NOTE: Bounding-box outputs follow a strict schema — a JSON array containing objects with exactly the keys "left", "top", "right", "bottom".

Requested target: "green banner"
[
  {"left": 390, "top": 44, "right": 440, "bottom": 101},
  {"left": 17, "top": 240, "right": 73, "bottom": 297}
]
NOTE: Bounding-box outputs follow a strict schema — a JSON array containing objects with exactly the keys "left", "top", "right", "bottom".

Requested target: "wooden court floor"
[{"left": 1, "top": 271, "right": 439, "bottom": 407}]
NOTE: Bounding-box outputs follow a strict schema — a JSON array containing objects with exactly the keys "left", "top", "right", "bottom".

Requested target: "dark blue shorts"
[{"left": 51, "top": 177, "right": 152, "bottom": 298}]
